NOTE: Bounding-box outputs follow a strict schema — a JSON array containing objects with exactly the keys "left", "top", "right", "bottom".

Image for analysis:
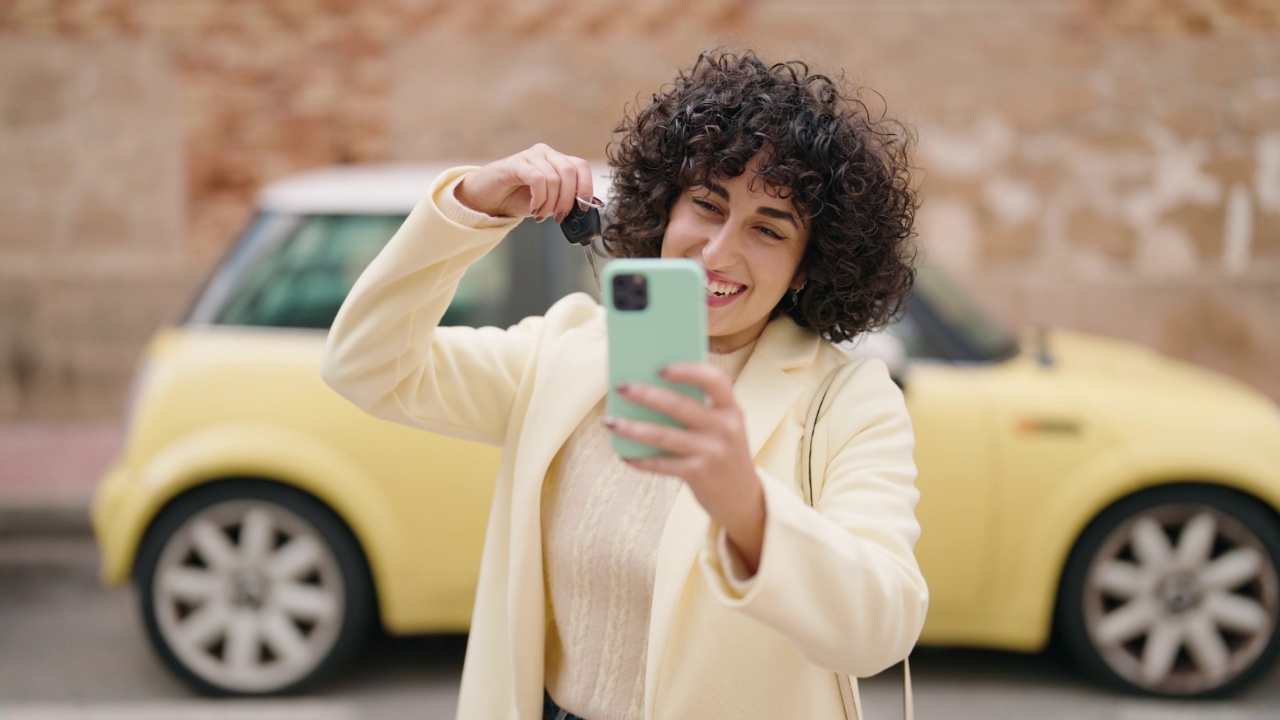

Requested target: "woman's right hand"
[{"left": 454, "top": 144, "right": 596, "bottom": 224}]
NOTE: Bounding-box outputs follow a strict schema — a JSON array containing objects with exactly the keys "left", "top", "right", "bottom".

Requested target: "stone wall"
[
  {"left": 0, "top": 33, "right": 187, "bottom": 419},
  {"left": 1, "top": 0, "right": 1277, "bottom": 420}
]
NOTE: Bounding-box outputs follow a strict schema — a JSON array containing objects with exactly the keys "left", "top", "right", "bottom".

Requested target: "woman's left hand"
[{"left": 606, "top": 362, "right": 766, "bottom": 573}]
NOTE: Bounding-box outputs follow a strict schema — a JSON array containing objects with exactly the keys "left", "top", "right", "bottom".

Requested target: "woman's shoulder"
[
  {"left": 809, "top": 342, "right": 900, "bottom": 407},
  {"left": 538, "top": 292, "right": 604, "bottom": 333},
  {"left": 757, "top": 317, "right": 896, "bottom": 394}
]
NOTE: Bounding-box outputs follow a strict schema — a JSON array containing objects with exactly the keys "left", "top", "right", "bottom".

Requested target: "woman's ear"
[{"left": 790, "top": 271, "right": 806, "bottom": 292}]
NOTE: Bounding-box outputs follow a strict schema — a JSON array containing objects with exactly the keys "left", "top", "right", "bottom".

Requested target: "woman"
[{"left": 322, "top": 50, "right": 926, "bottom": 720}]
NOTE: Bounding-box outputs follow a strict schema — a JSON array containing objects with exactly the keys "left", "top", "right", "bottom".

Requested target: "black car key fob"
[{"left": 560, "top": 200, "right": 602, "bottom": 247}]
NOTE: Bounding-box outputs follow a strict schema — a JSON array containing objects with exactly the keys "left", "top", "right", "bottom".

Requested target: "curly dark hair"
[{"left": 603, "top": 50, "right": 918, "bottom": 343}]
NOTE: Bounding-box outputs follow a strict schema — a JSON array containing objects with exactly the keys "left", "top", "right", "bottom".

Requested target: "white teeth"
[{"left": 705, "top": 280, "right": 745, "bottom": 297}]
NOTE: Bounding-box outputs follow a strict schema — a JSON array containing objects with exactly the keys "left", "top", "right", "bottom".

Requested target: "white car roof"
[{"left": 257, "top": 162, "right": 613, "bottom": 215}]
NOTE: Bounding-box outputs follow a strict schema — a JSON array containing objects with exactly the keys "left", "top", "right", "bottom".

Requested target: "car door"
[
  {"left": 903, "top": 355, "right": 1001, "bottom": 641},
  {"left": 885, "top": 272, "right": 1017, "bottom": 645}
]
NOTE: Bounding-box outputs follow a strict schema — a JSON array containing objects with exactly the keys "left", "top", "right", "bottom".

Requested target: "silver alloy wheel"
[
  {"left": 151, "top": 499, "right": 346, "bottom": 693},
  {"left": 1083, "top": 503, "right": 1280, "bottom": 695}
]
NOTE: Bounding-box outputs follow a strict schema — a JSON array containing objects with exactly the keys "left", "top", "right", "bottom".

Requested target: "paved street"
[{"left": 2, "top": 534, "right": 1279, "bottom": 720}]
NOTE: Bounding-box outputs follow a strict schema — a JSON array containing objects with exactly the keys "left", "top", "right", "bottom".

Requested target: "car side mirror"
[{"left": 838, "top": 331, "right": 909, "bottom": 388}]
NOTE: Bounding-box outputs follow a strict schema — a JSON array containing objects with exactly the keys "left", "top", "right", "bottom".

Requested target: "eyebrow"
[{"left": 703, "top": 180, "right": 802, "bottom": 228}]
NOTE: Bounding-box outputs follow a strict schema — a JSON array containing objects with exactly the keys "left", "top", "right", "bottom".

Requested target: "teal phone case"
[{"left": 603, "top": 258, "right": 708, "bottom": 459}]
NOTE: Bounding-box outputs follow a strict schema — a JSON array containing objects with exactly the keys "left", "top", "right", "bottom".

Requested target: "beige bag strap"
[{"left": 801, "top": 361, "right": 915, "bottom": 720}]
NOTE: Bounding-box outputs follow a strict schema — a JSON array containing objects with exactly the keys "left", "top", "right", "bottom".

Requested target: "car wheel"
[
  {"left": 1058, "top": 485, "right": 1280, "bottom": 697},
  {"left": 135, "top": 481, "right": 375, "bottom": 696}
]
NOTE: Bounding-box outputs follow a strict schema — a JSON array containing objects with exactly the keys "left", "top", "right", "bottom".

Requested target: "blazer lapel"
[
  {"left": 644, "top": 318, "right": 820, "bottom": 714},
  {"left": 736, "top": 316, "right": 822, "bottom": 456}
]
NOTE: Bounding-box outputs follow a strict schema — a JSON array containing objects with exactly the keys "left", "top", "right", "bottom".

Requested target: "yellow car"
[{"left": 92, "top": 164, "right": 1280, "bottom": 699}]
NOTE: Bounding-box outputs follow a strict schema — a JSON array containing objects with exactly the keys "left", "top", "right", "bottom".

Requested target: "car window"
[
  {"left": 211, "top": 214, "right": 515, "bottom": 330},
  {"left": 906, "top": 266, "right": 1020, "bottom": 362},
  {"left": 887, "top": 311, "right": 947, "bottom": 361}
]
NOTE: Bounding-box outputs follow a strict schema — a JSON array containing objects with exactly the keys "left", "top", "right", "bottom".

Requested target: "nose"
[{"left": 700, "top": 223, "right": 739, "bottom": 270}]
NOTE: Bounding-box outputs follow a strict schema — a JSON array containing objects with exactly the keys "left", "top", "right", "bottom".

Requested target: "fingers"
[
  {"left": 623, "top": 453, "right": 695, "bottom": 478},
  {"left": 614, "top": 380, "right": 713, "bottom": 430},
  {"left": 655, "top": 362, "right": 738, "bottom": 410},
  {"left": 604, "top": 414, "right": 704, "bottom": 458},
  {"left": 519, "top": 145, "right": 594, "bottom": 222},
  {"left": 606, "top": 362, "right": 744, "bottom": 464},
  {"left": 459, "top": 144, "right": 594, "bottom": 220},
  {"left": 568, "top": 156, "right": 595, "bottom": 210},
  {"left": 520, "top": 154, "right": 556, "bottom": 219}
]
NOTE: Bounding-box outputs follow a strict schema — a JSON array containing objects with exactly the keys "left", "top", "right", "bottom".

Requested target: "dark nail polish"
[
  {"left": 615, "top": 382, "right": 630, "bottom": 393},
  {"left": 603, "top": 415, "right": 617, "bottom": 428}
]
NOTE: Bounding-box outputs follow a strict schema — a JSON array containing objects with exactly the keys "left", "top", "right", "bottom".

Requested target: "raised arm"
[{"left": 321, "top": 147, "right": 597, "bottom": 443}]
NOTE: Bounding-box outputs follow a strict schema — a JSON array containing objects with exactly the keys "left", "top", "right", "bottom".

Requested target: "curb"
[
  {"left": 0, "top": 422, "right": 120, "bottom": 540},
  {"left": 0, "top": 503, "right": 94, "bottom": 538}
]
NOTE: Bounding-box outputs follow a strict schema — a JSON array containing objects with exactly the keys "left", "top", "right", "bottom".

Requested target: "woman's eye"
[
  {"left": 757, "top": 226, "right": 784, "bottom": 240},
  {"left": 692, "top": 198, "right": 721, "bottom": 214}
]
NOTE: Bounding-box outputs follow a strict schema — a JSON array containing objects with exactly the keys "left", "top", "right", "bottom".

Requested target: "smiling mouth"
[{"left": 705, "top": 280, "right": 746, "bottom": 298}]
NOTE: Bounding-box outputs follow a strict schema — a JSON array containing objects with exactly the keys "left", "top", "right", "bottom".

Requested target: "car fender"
[
  {"left": 1006, "top": 430, "right": 1280, "bottom": 649},
  {"left": 104, "top": 422, "right": 404, "bottom": 620}
]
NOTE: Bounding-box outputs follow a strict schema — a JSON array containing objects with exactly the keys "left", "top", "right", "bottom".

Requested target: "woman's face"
[{"left": 660, "top": 156, "right": 810, "bottom": 353}]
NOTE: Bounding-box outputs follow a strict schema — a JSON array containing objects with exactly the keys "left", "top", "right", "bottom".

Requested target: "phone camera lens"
[{"left": 612, "top": 273, "right": 648, "bottom": 311}]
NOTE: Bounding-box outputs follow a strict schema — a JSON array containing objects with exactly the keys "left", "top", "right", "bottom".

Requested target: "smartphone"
[{"left": 603, "top": 258, "right": 708, "bottom": 459}]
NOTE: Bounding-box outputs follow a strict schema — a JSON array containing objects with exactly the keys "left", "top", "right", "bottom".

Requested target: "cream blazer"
[{"left": 321, "top": 167, "right": 928, "bottom": 720}]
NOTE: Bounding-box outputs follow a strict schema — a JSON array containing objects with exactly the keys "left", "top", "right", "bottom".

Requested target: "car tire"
[
  {"left": 1057, "top": 485, "right": 1280, "bottom": 698},
  {"left": 135, "top": 480, "right": 375, "bottom": 696}
]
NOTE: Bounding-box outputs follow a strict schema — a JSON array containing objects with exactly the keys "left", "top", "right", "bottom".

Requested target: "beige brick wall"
[
  {"left": 0, "top": 34, "right": 190, "bottom": 419},
  {"left": 0, "top": 0, "right": 1277, "bottom": 420}
]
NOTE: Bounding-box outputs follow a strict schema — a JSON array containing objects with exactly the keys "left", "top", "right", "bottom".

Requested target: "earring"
[{"left": 789, "top": 283, "right": 804, "bottom": 306}]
